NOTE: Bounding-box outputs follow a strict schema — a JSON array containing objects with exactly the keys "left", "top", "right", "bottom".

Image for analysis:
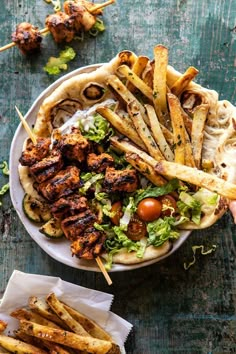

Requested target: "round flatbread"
[{"left": 18, "top": 49, "right": 236, "bottom": 266}]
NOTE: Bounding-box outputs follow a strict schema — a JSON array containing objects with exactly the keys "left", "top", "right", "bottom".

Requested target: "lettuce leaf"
[
  {"left": 184, "top": 244, "right": 217, "bottom": 270},
  {"left": 79, "top": 173, "right": 104, "bottom": 195},
  {"left": 147, "top": 217, "right": 180, "bottom": 247},
  {"left": 44, "top": 47, "right": 76, "bottom": 75},
  {"left": 135, "top": 178, "right": 179, "bottom": 205},
  {"left": 81, "top": 113, "right": 113, "bottom": 143},
  {"left": 177, "top": 191, "right": 202, "bottom": 225},
  {"left": 89, "top": 18, "right": 106, "bottom": 36}
]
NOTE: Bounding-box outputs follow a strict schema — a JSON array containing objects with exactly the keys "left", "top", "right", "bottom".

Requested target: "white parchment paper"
[{"left": 0, "top": 270, "right": 133, "bottom": 352}]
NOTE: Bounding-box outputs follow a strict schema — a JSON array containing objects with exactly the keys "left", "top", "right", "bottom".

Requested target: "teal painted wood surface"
[{"left": 0, "top": 0, "right": 236, "bottom": 353}]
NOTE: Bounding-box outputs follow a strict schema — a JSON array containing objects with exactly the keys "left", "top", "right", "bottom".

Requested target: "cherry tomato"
[
  {"left": 137, "top": 198, "right": 162, "bottom": 222},
  {"left": 158, "top": 195, "right": 177, "bottom": 217},
  {"left": 126, "top": 214, "right": 147, "bottom": 241},
  {"left": 111, "top": 201, "right": 123, "bottom": 225}
]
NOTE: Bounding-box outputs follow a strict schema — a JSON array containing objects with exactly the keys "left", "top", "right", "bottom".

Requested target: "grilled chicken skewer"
[
  {"left": 16, "top": 106, "right": 112, "bottom": 285},
  {"left": 0, "top": 0, "right": 115, "bottom": 53}
]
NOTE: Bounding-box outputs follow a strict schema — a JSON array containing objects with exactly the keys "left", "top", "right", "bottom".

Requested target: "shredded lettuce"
[
  {"left": 89, "top": 18, "right": 106, "bottom": 36},
  {"left": 193, "top": 188, "right": 218, "bottom": 215},
  {"left": 104, "top": 226, "right": 146, "bottom": 270},
  {"left": 119, "top": 197, "right": 136, "bottom": 231},
  {"left": 0, "top": 161, "right": 9, "bottom": 176},
  {"left": 184, "top": 244, "right": 217, "bottom": 270},
  {"left": 177, "top": 191, "right": 202, "bottom": 225},
  {"left": 44, "top": 47, "right": 76, "bottom": 75},
  {"left": 147, "top": 217, "right": 180, "bottom": 247},
  {"left": 135, "top": 178, "right": 179, "bottom": 205},
  {"left": 79, "top": 173, "right": 104, "bottom": 195},
  {"left": 80, "top": 113, "right": 113, "bottom": 143},
  {"left": 0, "top": 183, "right": 10, "bottom": 206}
]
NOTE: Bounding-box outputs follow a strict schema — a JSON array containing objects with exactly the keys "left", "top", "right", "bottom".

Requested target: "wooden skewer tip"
[
  {"left": 15, "top": 105, "right": 37, "bottom": 144},
  {"left": 96, "top": 257, "right": 112, "bottom": 285}
]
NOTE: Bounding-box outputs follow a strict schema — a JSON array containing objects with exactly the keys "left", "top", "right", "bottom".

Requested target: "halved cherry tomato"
[
  {"left": 158, "top": 195, "right": 177, "bottom": 217},
  {"left": 137, "top": 198, "right": 162, "bottom": 222},
  {"left": 126, "top": 214, "right": 147, "bottom": 241},
  {"left": 111, "top": 201, "right": 123, "bottom": 225}
]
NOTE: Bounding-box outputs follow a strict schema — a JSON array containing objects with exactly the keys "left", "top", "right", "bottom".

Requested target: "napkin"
[{"left": 0, "top": 270, "right": 133, "bottom": 352}]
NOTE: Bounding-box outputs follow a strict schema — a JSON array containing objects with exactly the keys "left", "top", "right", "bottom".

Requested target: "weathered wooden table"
[{"left": 0, "top": 0, "right": 236, "bottom": 352}]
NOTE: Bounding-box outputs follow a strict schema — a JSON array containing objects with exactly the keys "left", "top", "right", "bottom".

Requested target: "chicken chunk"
[
  {"left": 59, "top": 129, "right": 89, "bottom": 163},
  {"left": 19, "top": 137, "right": 51, "bottom": 166},
  {"left": 61, "top": 210, "right": 96, "bottom": 241},
  {"left": 45, "top": 12, "right": 75, "bottom": 43},
  {"left": 38, "top": 166, "right": 80, "bottom": 202},
  {"left": 29, "top": 151, "right": 64, "bottom": 183},
  {"left": 64, "top": 1, "right": 96, "bottom": 32},
  {"left": 103, "top": 167, "right": 138, "bottom": 193},
  {"left": 87, "top": 153, "right": 114, "bottom": 173},
  {"left": 71, "top": 227, "right": 106, "bottom": 259},
  {"left": 11, "top": 22, "right": 42, "bottom": 54},
  {"left": 51, "top": 194, "right": 88, "bottom": 219}
]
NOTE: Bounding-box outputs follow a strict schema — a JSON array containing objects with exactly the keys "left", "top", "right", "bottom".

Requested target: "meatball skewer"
[{"left": 0, "top": 0, "right": 115, "bottom": 53}]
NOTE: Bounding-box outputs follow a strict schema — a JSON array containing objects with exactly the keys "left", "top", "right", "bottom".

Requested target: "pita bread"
[{"left": 18, "top": 49, "right": 236, "bottom": 266}]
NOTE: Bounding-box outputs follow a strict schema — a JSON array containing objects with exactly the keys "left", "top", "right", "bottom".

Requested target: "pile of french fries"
[
  {"left": 0, "top": 293, "right": 120, "bottom": 354},
  {"left": 97, "top": 44, "right": 236, "bottom": 200}
]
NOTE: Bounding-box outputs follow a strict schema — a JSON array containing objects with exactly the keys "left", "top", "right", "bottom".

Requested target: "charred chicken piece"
[
  {"left": 87, "top": 153, "right": 114, "bottom": 173},
  {"left": 45, "top": 12, "right": 75, "bottom": 43},
  {"left": 19, "top": 137, "right": 51, "bottom": 167},
  {"left": 51, "top": 194, "right": 88, "bottom": 220},
  {"left": 61, "top": 210, "right": 96, "bottom": 241},
  {"left": 58, "top": 128, "right": 89, "bottom": 163},
  {"left": 103, "top": 167, "right": 138, "bottom": 193},
  {"left": 11, "top": 22, "right": 42, "bottom": 54},
  {"left": 38, "top": 166, "right": 80, "bottom": 202},
  {"left": 64, "top": 1, "right": 96, "bottom": 32},
  {"left": 71, "top": 227, "right": 106, "bottom": 259},
  {"left": 29, "top": 151, "right": 64, "bottom": 184}
]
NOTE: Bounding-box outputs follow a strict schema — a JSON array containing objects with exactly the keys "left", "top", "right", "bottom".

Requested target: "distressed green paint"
[{"left": 0, "top": 0, "right": 236, "bottom": 353}]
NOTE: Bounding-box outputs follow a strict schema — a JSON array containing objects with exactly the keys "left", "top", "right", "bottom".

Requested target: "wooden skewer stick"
[
  {"left": 89, "top": 0, "right": 115, "bottom": 13},
  {"left": 15, "top": 105, "right": 112, "bottom": 285},
  {"left": 15, "top": 106, "right": 37, "bottom": 144},
  {"left": 0, "top": 0, "right": 115, "bottom": 53},
  {"left": 96, "top": 257, "right": 112, "bottom": 285}
]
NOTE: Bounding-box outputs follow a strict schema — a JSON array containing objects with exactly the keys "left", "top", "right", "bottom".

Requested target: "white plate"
[{"left": 9, "top": 64, "right": 191, "bottom": 272}]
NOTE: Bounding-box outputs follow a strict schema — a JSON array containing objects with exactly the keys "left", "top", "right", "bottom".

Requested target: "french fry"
[
  {"left": 159, "top": 123, "right": 174, "bottom": 145},
  {"left": 46, "top": 293, "right": 90, "bottom": 337},
  {"left": 127, "top": 101, "right": 164, "bottom": 160},
  {"left": 28, "top": 296, "right": 66, "bottom": 328},
  {"left": 117, "top": 65, "right": 153, "bottom": 101},
  {"left": 191, "top": 104, "right": 209, "bottom": 168},
  {"left": 126, "top": 56, "right": 149, "bottom": 92},
  {"left": 110, "top": 136, "right": 159, "bottom": 167},
  {"left": 154, "top": 159, "right": 236, "bottom": 200},
  {"left": 167, "top": 93, "right": 186, "bottom": 164},
  {"left": 19, "top": 320, "right": 120, "bottom": 354},
  {"left": 11, "top": 308, "right": 62, "bottom": 329},
  {"left": 171, "top": 66, "right": 199, "bottom": 96},
  {"left": 184, "top": 128, "right": 196, "bottom": 168},
  {"left": 106, "top": 75, "right": 149, "bottom": 125},
  {"left": 63, "top": 303, "right": 112, "bottom": 341},
  {"left": 15, "top": 330, "right": 78, "bottom": 354},
  {"left": 96, "top": 106, "right": 146, "bottom": 150},
  {"left": 125, "top": 152, "right": 167, "bottom": 186},
  {"left": 153, "top": 45, "right": 168, "bottom": 115},
  {"left": 145, "top": 104, "right": 174, "bottom": 161},
  {"left": 0, "top": 334, "right": 47, "bottom": 354}
]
